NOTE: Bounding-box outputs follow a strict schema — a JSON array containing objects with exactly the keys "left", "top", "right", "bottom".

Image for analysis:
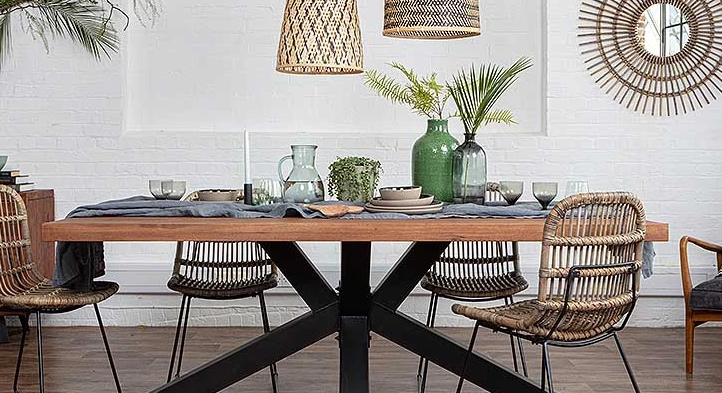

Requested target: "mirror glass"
[{"left": 639, "top": 4, "right": 690, "bottom": 56}]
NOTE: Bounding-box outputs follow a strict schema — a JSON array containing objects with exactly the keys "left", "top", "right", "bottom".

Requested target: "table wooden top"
[{"left": 42, "top": 217, "right": 669, "bottom": 243}]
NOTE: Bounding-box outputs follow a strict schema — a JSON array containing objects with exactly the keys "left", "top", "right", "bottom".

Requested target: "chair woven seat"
[
  {"left": 452, "top": 296, "right": 632, "bottom": 342},
  {"left": 0, "top": 280, "right": 119, "bottom": 311},
  {"left": 421, "top": 271, "right": 528, "bottom": 299},
  {"left": 167, "top": 273, "right": 277, "bottom": 300}
]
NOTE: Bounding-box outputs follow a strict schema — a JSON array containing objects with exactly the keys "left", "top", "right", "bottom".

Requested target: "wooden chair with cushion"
[
  {"left": 0, "top": 185, "right": 122, "bottom": 393},
  {"left": 453, "top": 192, "right": 645, "bottom": 393},
  {"left": 165, "top": 191, "right": 279, "bottom": 393},
  {"left": 417, "top": 185, "right": 529, "bottom": 393},
  {"left": 679, "top": 236, "right": 722, "bottom": 374}
]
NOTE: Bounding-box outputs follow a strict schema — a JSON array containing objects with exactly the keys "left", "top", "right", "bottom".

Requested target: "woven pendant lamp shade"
[
  {"left": 276, "top": 0, "right": 363, "bottom": 75},
  {"left": 383, "top": 0, "right": 481, "bottom": 39}
]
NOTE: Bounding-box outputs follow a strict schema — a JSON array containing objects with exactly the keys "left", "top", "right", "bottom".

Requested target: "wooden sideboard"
[{"left": 0, "top": 189, "right": 55, "bottom": 343}]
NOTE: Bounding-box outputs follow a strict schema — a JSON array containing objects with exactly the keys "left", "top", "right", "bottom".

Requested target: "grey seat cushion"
[{"left": 690, "top": 276, "right": 722, "bottom": 311}]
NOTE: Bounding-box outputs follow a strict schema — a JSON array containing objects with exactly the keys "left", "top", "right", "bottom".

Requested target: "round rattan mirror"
[{"left": 579, "top": 0, "right": 722, "bottom": 116}]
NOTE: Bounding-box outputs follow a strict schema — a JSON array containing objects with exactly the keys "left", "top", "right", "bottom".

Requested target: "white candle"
[{"left": 244, "top": 130, "right": 251, "bottom": 183}]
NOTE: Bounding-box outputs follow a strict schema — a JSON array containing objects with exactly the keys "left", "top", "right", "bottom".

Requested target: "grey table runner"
[{"left": 54, "top": 197, "right": 656, "bottom": 287}]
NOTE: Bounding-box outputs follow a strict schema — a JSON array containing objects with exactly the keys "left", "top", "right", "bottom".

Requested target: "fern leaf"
[{"left": 364, "top": 69, "right": 412, "bottom": 105}]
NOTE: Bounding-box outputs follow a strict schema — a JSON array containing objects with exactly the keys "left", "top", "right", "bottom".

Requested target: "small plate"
[
  {"left": 364, "top": 203, "right": 443, "bottom": 215},
  {"left": 369, "top": 194, "right": 434, "bottom": 207}
]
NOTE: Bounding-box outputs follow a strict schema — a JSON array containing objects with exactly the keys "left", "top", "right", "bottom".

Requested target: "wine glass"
[
  {"left": 565, "top": 180, "right": 589, "bottom": 197},
  {"left": 499, "top": 181, "right": 524, "bottom": 205},
  {"left": 533, "top": 182, "right": 558, "bottom": 210}
]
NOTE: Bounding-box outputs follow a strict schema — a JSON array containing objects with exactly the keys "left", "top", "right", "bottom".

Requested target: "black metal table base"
[{"left": 148, "top": 241, "right": 542, "bottom": 393}]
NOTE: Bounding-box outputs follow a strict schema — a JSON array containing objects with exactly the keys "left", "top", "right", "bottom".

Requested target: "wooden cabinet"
[{"left": 20, "top": 190, "right": 56, "bottom": 278}]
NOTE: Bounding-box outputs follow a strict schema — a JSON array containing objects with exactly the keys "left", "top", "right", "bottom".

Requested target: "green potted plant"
[
  {"left": 447, "top": 56, "right": 532, "bottom": 204},
  {"left": 364, "top": 63, "right": 457, "bottom": 202},
  {"left": 0, "top": 0, "right": 160, "bottom": 69},
  {"left": 327, "top": 156, "right": 382, "bottom": 203}
]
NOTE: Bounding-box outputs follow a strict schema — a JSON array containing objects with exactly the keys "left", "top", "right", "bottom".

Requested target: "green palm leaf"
[
  {"left": 448, "top": 56, "right": 532, "bottom": 134},
  {"left": 483, "top": 109, "right": 517, "bottom": 125}
]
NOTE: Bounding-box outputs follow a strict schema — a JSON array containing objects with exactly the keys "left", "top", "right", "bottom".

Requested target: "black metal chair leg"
[
  {"left": 175, "top": 296, "right": 193, "bottom": 379},
  {"left": 36, "top": 312, "right": 45, "bottom": 393},
  {"left": 416, "top": 292, "right": 436, "bottom": 392},
  {"left": 542, "top": 342, "right": 554, "bottom": 393},
  {"left": 167, "top": 295, "right": 188, "bottom": 382},
  {"left": 94, "top": 304, "right": 123, "bottom": 393},
  {"left": 517, "top": 336, "right": 528, "bottom": 377},
  {"left": 613, "top": 332, "right": 642, "bottom": 393},
  {"left": 455, "top": 321, "right": 480, "bottom": 393},
  {"left": 259, "top": 293, "right": 279, "bottom": 393},
  {"left": 419, "top": 293, "right": 439, "bottom": 393},
  {"left": 504, "top": 297, "right": 521, "bottom": 373},
  {"left": 13, "top": 314, "right": 30, "bottom": 393}
]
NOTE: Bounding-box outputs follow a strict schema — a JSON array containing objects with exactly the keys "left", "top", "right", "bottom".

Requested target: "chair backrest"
[
  {"left": 0, "top": 185, "right": 45, "bottom": 297},
  {"left": 170, "top": 192, "right": 276, "bottom": 283},
  {"left": 537, "top": 192, "right": 646, "bottom": 324},
  {"left": 431, "top": 188, "right": 522, "bottom": 284}
]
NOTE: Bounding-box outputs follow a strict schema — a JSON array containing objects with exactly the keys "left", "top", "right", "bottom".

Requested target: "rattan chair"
[
  {"left": 453, "top": 192, "right": 645, "bottom": 393},
  {"left": 679, "top": 236, "right": 722, "bottom": 374},
  {"left": 0, "top": 185, "right": 121, "bottom": 393},
  {"left": 416, "top": 186, "right": 529, "bottom": 393},
  {"left": 165, "top": 191, "right": 279, "bottom": 393}
]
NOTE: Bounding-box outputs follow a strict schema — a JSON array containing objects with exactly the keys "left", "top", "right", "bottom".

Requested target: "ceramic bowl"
[
  {"left": 149, "top": 180, "right": 186, "bottom": 200},
  {"left": 197, "top": 189, "right": 241, "bottom": 202},
  {"left": 379, "top": 186, "right": 422, "bottom": 200},
  {"left": 0, "top": 156, "right": 7, "bottom": 170}
]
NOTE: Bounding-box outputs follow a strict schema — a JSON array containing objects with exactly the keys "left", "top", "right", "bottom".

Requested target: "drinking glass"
[
  {"left": 499, "top": 181, "right": 524, "bottom": 205},
  {"left": 533, "top": 182, "right": 558, "bottom": 210},
  {"left": 565, "top": 180, "right": 589, "bottom": 197},
  {"left": 252, "top": 178, "right": 284, "bottom": 205}
]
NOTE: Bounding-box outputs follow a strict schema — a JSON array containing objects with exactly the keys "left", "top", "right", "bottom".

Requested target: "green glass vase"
[{"left": 412, "top": 119, "right": 459, "bottom": 203}]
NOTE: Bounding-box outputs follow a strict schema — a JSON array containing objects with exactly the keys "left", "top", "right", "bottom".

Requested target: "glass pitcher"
[{"left": 278, "top": 145, "right": 325, "bottom": 203}]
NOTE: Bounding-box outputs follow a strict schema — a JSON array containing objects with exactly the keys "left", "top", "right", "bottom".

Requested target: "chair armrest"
[{"left": 679, "top": 236, "right": 722, "bottom": 305}]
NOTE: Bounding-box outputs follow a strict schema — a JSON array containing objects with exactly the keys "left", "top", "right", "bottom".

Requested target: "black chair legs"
[
  {"left": 540, "top": 342, "right": 554, "bottom": 393},
  {"left": 36, "top": 312, "right": 45, "bottom": 393},
  {"left": 613, "top": 332, "right": 642, "bottom": 393},
  {"left": 260, "top": 293, "right": 280, "bottom": 393},
  {"left": 417, "top": 293, "right": 438, "bottom": 393},
  {"left": 13, "top": 313, "right": 30, "bottom": 393},
  {"left": 168, "top": 294, "right": 280, "bottom": 393},
  {"left": 455, "top": 321, "right": 480, "bottom": 393},
  {"left": 94, "top": 304, "right": 123, "bottom": 393}
]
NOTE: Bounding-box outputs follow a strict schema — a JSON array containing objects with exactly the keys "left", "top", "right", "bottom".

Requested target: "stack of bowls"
[{"left": 365, "top": 186, "right": 443, "bottom": 214}]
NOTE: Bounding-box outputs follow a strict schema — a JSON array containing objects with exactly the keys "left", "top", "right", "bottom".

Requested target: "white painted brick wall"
[{"left": 2, "top": 1, "right": 722, "bottom": 328}]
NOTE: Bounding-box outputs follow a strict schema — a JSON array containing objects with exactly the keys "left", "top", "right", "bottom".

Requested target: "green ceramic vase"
[{"left": 412, "top": 119, "right": 459, "bottom": 203}]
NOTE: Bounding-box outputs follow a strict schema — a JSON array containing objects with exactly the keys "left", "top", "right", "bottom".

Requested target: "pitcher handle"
[{"left": 278, "top": 155, "right": 293, "bottom": 183}]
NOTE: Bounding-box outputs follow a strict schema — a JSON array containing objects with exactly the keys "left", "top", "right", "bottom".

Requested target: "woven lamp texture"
[
  {"left": 383, "top": 0, "right": 481, "bottom": 39},
  {"left": 277, "top": 0, "right": 363, "bottom": 75}
]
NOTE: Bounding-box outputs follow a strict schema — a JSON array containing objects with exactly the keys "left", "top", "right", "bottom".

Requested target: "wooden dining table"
[{"left": 43, "top": 217, "right": 669, "bottom": 393}]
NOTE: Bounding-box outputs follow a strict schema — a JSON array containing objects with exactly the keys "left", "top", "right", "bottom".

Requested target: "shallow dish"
[
  {"left": 378, "top": 186, "right": 422, "bottom": 200},
  {"left": 197, "top": 189, "right": 242, "bottom": 202},
  {"left": 364, "top": 201, "right": 443, "bottom": 211},
  {"left": 364, "top": 203, "right": 443, "bottom": 215},
  {"left": 369, "top": 194, "right": 434, "bottom": 207}
]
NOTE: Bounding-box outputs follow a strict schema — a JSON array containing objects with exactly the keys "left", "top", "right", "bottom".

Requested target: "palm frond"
[
  {"left": 364, "top": 69, "right": 413, "bottom": 105},
  {"left": 448, "top": 56, "right": 532, "bottom": 134},
  {"left": 482, "top": 109, "right": 517, "bottom": 125},
  {"left": 0, "top": 13, "right": 11, "bottom": 69}
]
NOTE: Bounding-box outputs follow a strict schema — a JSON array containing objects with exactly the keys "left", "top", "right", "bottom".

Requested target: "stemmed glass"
[
  {"left": 499, "top": 181, "right": 524, "bottom": 205},
  {"left": 533, "top": 182, "right": 558, "bottom": 210}
]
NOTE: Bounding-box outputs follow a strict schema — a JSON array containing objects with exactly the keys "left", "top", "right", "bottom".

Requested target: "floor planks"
[{"left": 0, "top": 326, "right": 720, "bottom": 393}]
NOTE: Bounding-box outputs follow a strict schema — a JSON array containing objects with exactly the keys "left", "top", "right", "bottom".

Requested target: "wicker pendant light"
[
  {"left": 383, "top": 0, "right": 481, "bottom": 39},
  {"left": 276, "top": 0, "right": 363, "bottom": 75}
]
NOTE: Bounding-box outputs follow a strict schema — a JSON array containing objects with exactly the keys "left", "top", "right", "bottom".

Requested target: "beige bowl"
[
  {"left": 197, "top": 189, "right": 241, "bottom": 202},
  {"left": 379, "top": 186, "right": 422, "bottom": 200}
]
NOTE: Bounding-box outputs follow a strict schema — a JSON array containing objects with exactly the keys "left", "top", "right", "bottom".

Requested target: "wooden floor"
[{"left": 0, "top": 326, "right": 720, "bottom": 393}]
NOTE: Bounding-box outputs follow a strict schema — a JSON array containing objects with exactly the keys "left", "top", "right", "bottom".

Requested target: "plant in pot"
[
  {"left": 327, "top": 156, "right": 382, "bottom": 203},
  {"left": 447, "top": 56, "right": 532, "bottom": 204},
  {"left": 364, "top": 63, "right": 457, "bottom": 202}
]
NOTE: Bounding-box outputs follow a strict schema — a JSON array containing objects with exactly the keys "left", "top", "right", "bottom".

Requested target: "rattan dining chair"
[
  {"left": 679, "top": 236, "right": 722, "bottom": 374},
  {"left": 165, "top": 191, "right": 279, "bottom": 393},
  {"left": 416, "top": 185, "right": 529, "bottom": 393},
  {"left": 453, "top": 192, "right": 646, "bottom": 393},
  {"left": 0, "top": 185, "right": 122, "bottom": 393}
]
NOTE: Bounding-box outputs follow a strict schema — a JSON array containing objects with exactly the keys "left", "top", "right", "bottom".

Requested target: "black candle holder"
[{"left": 244, "top": 183, "right": 253, "bottom": 205}]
